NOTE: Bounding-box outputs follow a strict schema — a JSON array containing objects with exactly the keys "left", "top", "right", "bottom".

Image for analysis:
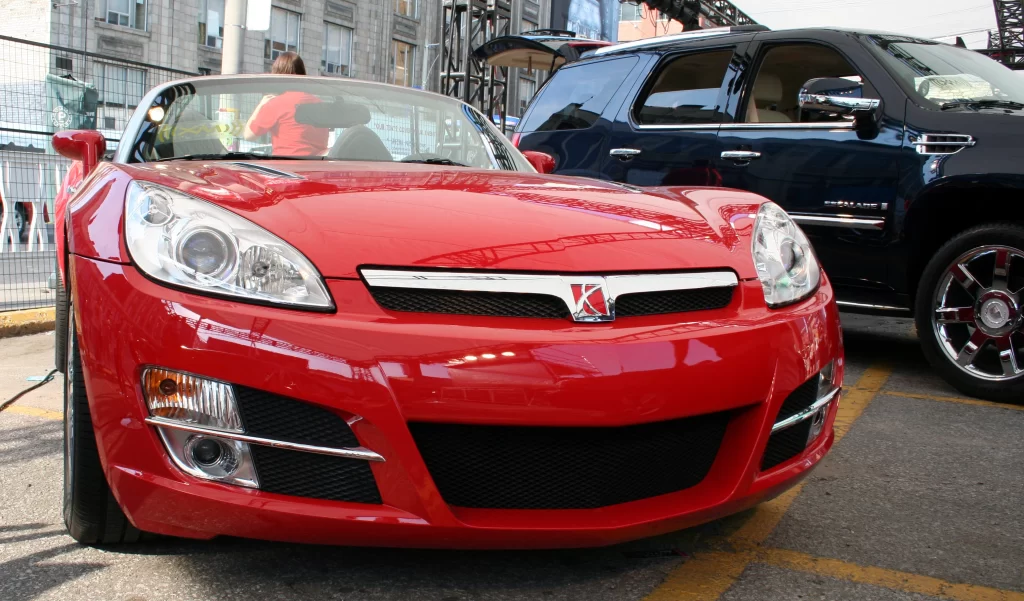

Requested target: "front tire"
[
  {"left": 915, "top": 223, "right": 1024, "bottom": 404},
  {"left": 63, "top": 305, "right": 142, "bottom": 544}
]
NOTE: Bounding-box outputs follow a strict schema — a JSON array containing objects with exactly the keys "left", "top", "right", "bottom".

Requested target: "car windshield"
[
  {"left": 125, "top": 76, "right": 531, "bottom": 171},
  {"left": 865, "top": 35, "right": 1024, "bottom": 110}
]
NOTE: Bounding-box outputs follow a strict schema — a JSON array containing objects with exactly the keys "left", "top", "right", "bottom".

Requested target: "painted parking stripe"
[
  {"left": 3, "top": 405, "right": 62, "bottom": 420},
  {"left": 645, "top": 364, "right": 894, "bottom": 601}
]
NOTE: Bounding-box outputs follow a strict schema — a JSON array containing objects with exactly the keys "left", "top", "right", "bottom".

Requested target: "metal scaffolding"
[
  {"left": 627, "top": 0, "right": 757, "bottom": 30},
  {"left": 988, "top": 0, "right": 1024, "bottom": 69},
  {"left": 440, "top": 0, "right": 512, "bottom": 130}
]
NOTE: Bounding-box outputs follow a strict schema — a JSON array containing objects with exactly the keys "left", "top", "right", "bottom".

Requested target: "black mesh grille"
[
  {"left": 370, "top": 287, "right": 570, "bottom": 319},
  {"left": 234, "top": 386, "right": 359, "bottom": 448},
  {"left": 409, "top": 412, "right": 731, "bottom": 510},
  {"left": 761, "top": 419, "right": 812, "bottom": 471},
  {"left": 250, "top": 445, "right": 382, "bottom": 504},
  {"left": 775, "top": 375, "right": 819, "bottom": 422},
  {"left": 370, "top": 284, "right": 733, "bottom": 319},
  {"left": 615, "top": 287, "right": 733, "bottom": 317}
]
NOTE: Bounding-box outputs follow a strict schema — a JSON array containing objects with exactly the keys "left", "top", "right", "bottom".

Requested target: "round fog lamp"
[
  {"left": 191, "top": 437, "right": 223, "bottom": 466},
  {"left": 185, "top": 435, "right": 239, "bottom": 477}
]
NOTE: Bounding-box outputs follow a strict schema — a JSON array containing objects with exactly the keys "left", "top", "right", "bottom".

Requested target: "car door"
[
  {"left": 715, "top": 31, "right": 906, "bottom": 303},
  {"left": 515, "top": 55, "right": 646, "bottom": 179},
  {"left": 600, "top": 41, "right": 749, "bottom": 186}
]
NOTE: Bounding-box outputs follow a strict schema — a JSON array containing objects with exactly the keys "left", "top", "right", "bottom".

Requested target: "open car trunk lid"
[{"left": 474, "top": 31, "right": 612, "bottom": 71}]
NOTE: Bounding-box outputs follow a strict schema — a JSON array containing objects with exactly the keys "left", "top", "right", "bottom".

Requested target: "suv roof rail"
[
  {"left": 590, "top": 24, "right": 770, "bottom": 56},
  {"left": 521, "top": 29, "right": 578, "bottom": 37}
]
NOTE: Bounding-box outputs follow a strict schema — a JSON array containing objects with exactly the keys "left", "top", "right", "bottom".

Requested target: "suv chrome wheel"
[{"left": 931, "top": 245, "right": 1023, "bottom": 381}]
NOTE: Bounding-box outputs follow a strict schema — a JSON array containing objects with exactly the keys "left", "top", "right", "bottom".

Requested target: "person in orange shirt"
[{"left": 243, "top": 52, "right": 328, "bottom": 156}]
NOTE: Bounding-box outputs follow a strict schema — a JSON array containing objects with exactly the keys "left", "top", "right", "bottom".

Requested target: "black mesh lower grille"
[
  {"left": 250, "top": 445, "right": 382, "bottom": 504},
  {"left": 233, "top": 386, "right": 381, "bottom": 503},
  {"left": 616, "top": 287, "right": 733, "bottom": 317},
  {"left": 409, "top": 412, "right": 730, "bottom": 510},
  {"left": 370, "top": 287, "right": 570, "bottom": 319},
  {"left": 775, "top": 375, "right": 819, "bottom": 422},
  {"left": 761, "top": 419, "right": 812, "bottom": 471},
  {"left": 234, "top": 386, "right": 359, "bottom": 448}
]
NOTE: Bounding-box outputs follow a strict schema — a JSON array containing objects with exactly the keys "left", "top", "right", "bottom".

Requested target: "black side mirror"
[{"left": 798, "top": 77, "right": 880, "bottom": 117}]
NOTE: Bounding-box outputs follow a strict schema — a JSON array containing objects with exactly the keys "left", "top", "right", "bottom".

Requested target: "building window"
[
  {"left": 394, "top": 0, "right": 417, "bottom": 18},
  {"left": 321, "top": 22, "right": 353, "bottom": 76},
  {"left": 93, "top": 63, "right": 146, "bottom": 108},
  {"left": 619, "top": 3, "right": 643, "bottom": 21},
  {"left": 103, "top": 116, "right": 117, "bottom": 130},
  {"left": 521, "top": 18, "right": 536, "bottom": 34},
  {"left": 98, "top": 0, "right": 146, "bottom": 31},
  {"left": 198, "top": 0, "right": 225, "bottom": 48},
  {"left": 390, "top": 40, "right": 414, "bottom": 87},
  {"left": 518, "top": 77, "right": 537, "bottom": 116},
  {"left": 265, "top": 7, "right": 301, "bottom": 60}
]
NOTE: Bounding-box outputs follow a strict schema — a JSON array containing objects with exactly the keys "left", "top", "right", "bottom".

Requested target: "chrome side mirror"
[{"left": 798, "top": 77, "right": 880, "bottom": 116}]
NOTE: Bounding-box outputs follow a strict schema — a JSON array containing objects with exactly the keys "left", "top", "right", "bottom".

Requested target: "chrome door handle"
[
  {"left": 610, "top": 148, "right": 642, "bottom": 161},
  {"left": 720, "top": 150, "right": 762, "bottom": 161}
]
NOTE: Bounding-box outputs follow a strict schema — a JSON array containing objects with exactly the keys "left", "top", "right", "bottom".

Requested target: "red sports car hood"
[{"left": 123, "top": 161, "right": 765, "bottom": 279}]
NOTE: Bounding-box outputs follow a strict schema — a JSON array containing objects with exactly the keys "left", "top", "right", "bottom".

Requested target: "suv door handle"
[
  {"left": 610, "top": 148, "right": 642, "bottom": 161},
  {"left": 720, "top": 150, "right": 762, "bottom": 161}
]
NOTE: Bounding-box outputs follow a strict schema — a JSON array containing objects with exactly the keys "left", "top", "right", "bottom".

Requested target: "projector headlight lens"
[{"left": 752, "top": 202, "right": 821, "bottom": 308}]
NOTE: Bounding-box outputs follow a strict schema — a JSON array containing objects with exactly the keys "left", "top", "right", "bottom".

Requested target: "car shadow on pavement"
[
  {"left": 0, "top": 539, "right": 107, "bottom": 601},
  {"left": 0, "top": 419, "right": 61, "bottom": 468}
]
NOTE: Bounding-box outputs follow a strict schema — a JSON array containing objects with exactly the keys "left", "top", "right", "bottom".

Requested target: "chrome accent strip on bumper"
[
  {"left": 771, "top": 388, "right": 840, "bottom": 433},
  {"left": 144, "top": 417, "right": 386, "bottom": 462},
  {"left": 790, "top": 214, "right": 885, "bottom": 230},
  {"left": 360, "top": 269, "right": 739, "bottom": 317}
]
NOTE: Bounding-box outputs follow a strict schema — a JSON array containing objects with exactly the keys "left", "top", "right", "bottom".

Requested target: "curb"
[{"left": 0, "top": 307, "right": 56, "bottom": 339}]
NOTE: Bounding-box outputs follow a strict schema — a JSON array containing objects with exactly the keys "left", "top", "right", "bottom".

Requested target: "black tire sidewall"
[{"left": 914, "top": 223, "right": 1024, "bottom": 404}]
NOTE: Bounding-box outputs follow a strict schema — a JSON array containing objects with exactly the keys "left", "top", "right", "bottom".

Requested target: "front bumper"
[{"left": 72, "top": 256, "right": 843, "bottom": 548}]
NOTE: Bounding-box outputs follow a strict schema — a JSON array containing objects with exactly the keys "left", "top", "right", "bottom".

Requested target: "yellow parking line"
[
  {"left": 2, "top": 405, "right": 62, "bottom": 420},
  {"left": 727, "top": 365, "right": 893, "bottom": 549},
  {"left": 644, "top": 364, "right": 893, "bottom": 601},
  {"left": 884, "top": 390, "right": 1024, "bottom": 412},
  {"left": 760, "top": 548, "right": 1024, "bottom": 601}
]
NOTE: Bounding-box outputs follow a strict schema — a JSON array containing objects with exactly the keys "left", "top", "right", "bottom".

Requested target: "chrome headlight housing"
[
  {"left": 752, "top": 202, "right": 821, "bottom": 308},
  {"left": 125, "top": 181, "right": 333, "bottom": 309}
]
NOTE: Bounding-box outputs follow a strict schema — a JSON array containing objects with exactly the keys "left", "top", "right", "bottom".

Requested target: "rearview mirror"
[
  {"left": 522, "top": 150, "right": 556, "bottom": 174},
  {"left": 798, "top": 77, "right": 880, "bottom": 116},
  {"left": 52, "top": 130, "right": 106, "bottom": 177}
]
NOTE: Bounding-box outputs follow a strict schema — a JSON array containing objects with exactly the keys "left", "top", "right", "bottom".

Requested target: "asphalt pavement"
[{"left": 1, "top": 314, "right": 1021, "bottom": 601}]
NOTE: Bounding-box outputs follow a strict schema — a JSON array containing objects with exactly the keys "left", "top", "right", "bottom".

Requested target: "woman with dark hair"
[{"left": 243, "top": 52, "right": 328, "bottom": 155}]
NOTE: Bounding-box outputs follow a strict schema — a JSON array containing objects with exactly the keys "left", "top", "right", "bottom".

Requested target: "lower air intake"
[
  {"left": 250, "top": 445, "right": 382, "bottom": 504},
  {"left": 409, "top": 412, "right": 730, "bottom": 510}
]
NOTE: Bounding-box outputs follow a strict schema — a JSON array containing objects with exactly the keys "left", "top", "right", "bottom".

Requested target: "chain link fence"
[{"left": 0, "top": 34, "right": 194, "bottom": 311}]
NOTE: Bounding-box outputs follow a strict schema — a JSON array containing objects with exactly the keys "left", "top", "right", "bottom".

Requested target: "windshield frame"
[
  {"left": 863, "top": 34, "right": 1024, "bottom": 111},
  {"left": 115, "top": 75, "right": 533, "bottom": 172}
]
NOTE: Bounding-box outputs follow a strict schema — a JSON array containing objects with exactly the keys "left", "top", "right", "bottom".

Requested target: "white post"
[
  {"left": 0, "top": 161, "right": 16, "bottom": 253},
  {"left": 221, "top": 0, "right": 247, "bottom": 75}
]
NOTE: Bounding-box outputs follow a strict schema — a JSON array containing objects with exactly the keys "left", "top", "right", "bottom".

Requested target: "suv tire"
[
  {"left": 914, "top": 223, "right": 1024, "bottom": 404},
  {"left": 64, "top": 304, "right": 143, "bottom": 544}
]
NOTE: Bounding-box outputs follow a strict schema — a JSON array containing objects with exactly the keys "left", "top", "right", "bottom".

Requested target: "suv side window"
[
  {"left": 634, "top": 50, "right": 734, "bottom": 126},
  {"left": 743, "top": 44, "right": 878, "bottom": 124},
  {"left": 518, "top": 57, "right": 638, "bottom": 132}
]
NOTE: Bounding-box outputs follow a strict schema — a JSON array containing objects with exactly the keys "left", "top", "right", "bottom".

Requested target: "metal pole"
[{"left": 221, "top": 0, "right": 246, "bottom": 75}]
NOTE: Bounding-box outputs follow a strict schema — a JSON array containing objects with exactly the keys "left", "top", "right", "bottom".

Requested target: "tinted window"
[
  {"left": 519, "top": 57, "right": 638, "bottom": 132},
  {"left": 635, "top": 50, "right": 733, "bottom": 125}
]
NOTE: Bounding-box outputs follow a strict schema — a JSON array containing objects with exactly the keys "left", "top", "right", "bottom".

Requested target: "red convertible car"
[{"left": 51, "top": 75, "right": 842, "bottom": 547}]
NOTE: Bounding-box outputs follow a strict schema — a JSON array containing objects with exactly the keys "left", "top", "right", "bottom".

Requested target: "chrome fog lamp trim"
[
  {"left": 771, "top": 388, "right": 840, "bottom": 434},
  {"left": 156, "top": 427, "right": 259, "bottom": 488},
  {"left": 146, "top": 417, "right": 386, "bottom": 463}
]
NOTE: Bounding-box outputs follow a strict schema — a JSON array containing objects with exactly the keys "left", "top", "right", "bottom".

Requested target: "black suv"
[{"left": 498, "top": 27, "right": 1024, "bottom": 402}]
